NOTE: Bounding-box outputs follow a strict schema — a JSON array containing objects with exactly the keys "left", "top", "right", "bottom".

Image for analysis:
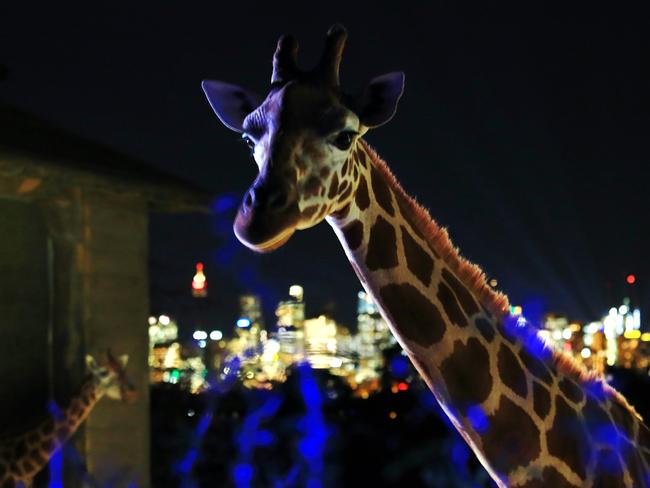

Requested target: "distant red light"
[
  {"left": 196, "top": 262, "right": 204, "bottom": 271},
  {"left": 563, "top": 342, "right": 572, "bottom": 351},
  {"left": 397, "top": 382, "right": 408, "bottom": 391},
  {"left": 626, "top": 274, "right": 636, "bottom": 285}
]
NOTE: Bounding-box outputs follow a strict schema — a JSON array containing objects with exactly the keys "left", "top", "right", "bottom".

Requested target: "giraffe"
[
  {"left": 0, "top": 351, "right": 135, "bottom": 488},
  {"left": 202, "top": 25, "right": 650, "bottom": 487}
]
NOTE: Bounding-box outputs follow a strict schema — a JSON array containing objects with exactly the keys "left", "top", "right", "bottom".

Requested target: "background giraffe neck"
[
  {"left": 0, "top": 375, "right": 103, "bottom": 483},
  {"left": 327, "top": 140, "right": 648, "bottom": 486}
]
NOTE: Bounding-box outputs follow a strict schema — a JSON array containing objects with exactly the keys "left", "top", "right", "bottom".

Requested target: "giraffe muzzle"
[{"left": 234, "top": 179, "right": 300, "bottom": 252}]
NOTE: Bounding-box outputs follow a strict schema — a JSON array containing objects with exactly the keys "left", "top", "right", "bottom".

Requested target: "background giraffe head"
[
  {"left": 203, "top": 25, "right": 405, "bottom": 251},
  {"left": 85, "top": 350, "right": 136, "bottom": 403}
]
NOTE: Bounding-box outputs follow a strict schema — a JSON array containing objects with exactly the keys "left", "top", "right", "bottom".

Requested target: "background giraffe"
[
  {"left": 202, "top": 25, "right": 650, "bottom": 487},
  {"left": 0, "top": 351, "right": 135, "bottom": 488}
]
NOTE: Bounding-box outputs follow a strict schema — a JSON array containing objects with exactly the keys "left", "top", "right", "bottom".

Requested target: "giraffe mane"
[
  {"left": 360, "top": 139, "right": 510, "bottom": 318},
  {"left": 551, "top": 346, "right": 641, "bottom": 419},
  {"left": 360, "top": 139, "right": 641, "bottom": 420}
]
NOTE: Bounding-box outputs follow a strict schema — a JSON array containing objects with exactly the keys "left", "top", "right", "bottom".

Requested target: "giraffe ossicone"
[
  {"left": 203, "top": 25, "right": 650, "bottom": 488},
  {"left": 0, "top": 350, "right": 136, "bottom": 487}
]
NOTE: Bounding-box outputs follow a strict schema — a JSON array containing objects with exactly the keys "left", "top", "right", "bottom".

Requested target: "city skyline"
[
  {"left": 151, "top": 263, "right": 646, "bottom": 341},
  {"left": 148, "top": 284, "right": 650, "bottom": 399}
]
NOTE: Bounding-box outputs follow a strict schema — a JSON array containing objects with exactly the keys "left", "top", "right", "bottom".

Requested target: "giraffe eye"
[
  {"left": 241, "top": 135, "right": 255, "bottom": 150},
  {"left": 331, "top": 131, "right": 357, "bottom": 151}
]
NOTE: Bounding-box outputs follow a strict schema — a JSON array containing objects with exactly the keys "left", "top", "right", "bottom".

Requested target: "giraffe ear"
[
  {"left": 202, "top": 80, "right": 263, "bottom": 132},
  {"left": 355, "top": 72, "right": 405, "bottom": 128},
  {"left": 85, "top": 355, "right": 98, "bottom": 371}
]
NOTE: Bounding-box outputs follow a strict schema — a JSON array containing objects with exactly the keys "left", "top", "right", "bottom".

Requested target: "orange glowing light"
[{"left": 626, "top": 274, "right": 636, "bottom": 285}]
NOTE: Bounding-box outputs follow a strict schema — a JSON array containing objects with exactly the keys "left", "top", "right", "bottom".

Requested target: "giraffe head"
[
  {"left": 85, "top": 350, "right": 136, "bottom": 403},
  {"left": 203, "top": 25, "right": 404, "bottom": 251}
]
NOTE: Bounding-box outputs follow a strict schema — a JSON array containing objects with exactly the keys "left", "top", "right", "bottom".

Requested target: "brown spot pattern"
[
  {"left": 593, "top": 449, "right": 625, "bottom": 488},
  {"left": 342, "top": 158, "right": 349, "bottom": 175},
  {"left": 475, "top": 317, "right": 495, "bottom": 342},
  {"left": 517, "top": 466, "right": 574, "bottom": 487},
  {"left": 304, "top": 176, "right": 321, "bottom": 198},
  {"left": 547, "top": 395, "right": 591, "bottom": 479},
  {"left": 559, "top": 377, "right": 584, "bottom": 404},
  {"left": 13, "top": 441, "right": 26, "bottom": 460},
  {"left": 319, "top": 167, "right": 330, "bottom": 179},
  {"left": 583, "top": 395, "right": 614, "bottom": 442},
  {"left": 627, "top": 449, "right": 647, "bottom": 488},
  {"left": 481, "top": 396, "right": 541, "bottom": 476},
  {"left": 379, "top": 283, "right": 446, "bottom": 347},
  {"left": 498, "top": 345, "right": 528, "bottom": 399},
  {"left": 332, "top": 203, "right": 350, "bottom": 219},
  {"left": 441, "top": 269, "right": 479, "bottom": 317},
  {"left": 401, "top": 226, "right": 434, "bottom": 286},
  {"left": 295, "top": 157, "right": 307, "bottom": 172},
  {"left": 533, "top": 381, "right": 551, "bottom": 419},
  {"left": 370, "top": 166, "right": 394, "bottom": 216},
  {"left": 338, "top": 183, "right": 353, "bottom": 203},
  {"left": 497, "top": 321, "right": 518, "bottom": 344},
  {"left": 328, "top": 173, "right": 339, "bottom": 199},
  {"left": 301, "top": 205, "right": 319, "bottom": 220},
  {"left": 396, "top": 197, "right": 427, "bottom": 242},
  {"left": 480, "top": 303, "right": 493, "bottom": 319},
  {"left": 440, "top": 338, "right": 492, "bottom": 409},
  {"left": 342, "top": 220, "right": 364, "bottom": 251},
  {"left": 609, "top": 402, "right": 635, "bottom": 442},
  {"left": 519, "top": 349, "right": 553, "bottom": 386},
  {"left": 437, "top": 282, "right": 468, "bottom": 327},
  {"left": 56, "top": 426, "right": 69, "bottom": 439},
  {"left": 355, "top": 175, "right": 370, "bottom": 210},
  {"left": 366, "top": 216, "right": 398, "bottom": 271},
  {"left": 30, "top": 449, "right": 45, "bottom": 466},
  {"left": 357, "top": 148, "right": 368, "bottom": 167},
  {"left": 22, "top": 460, "right": 34, "bottom": 474}
]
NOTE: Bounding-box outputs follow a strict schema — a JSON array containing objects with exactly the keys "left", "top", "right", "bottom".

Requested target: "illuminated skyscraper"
[
  {"left": 356, "top": 291, "right": 394, "bottom": 380},
  {"left": 191, "top": 262, "right": 207, "bottom": 297},
  {"left": 239, "top": 294, "right": 264, "bottom": 329},
  {"left": 304, "top": 315, "right": 338, "bottom": 369},
  {"left": 275, "top": 285, "right": 306, "bottom": 364},
  {"left": 235, "top": 294, "right": 265, "bottom": 351},
  {"left": 147, "top": 315, "right": 207, "bottom": 392},
  {"left": 148, "top": 314, "right": 178, "bottom": 346}
]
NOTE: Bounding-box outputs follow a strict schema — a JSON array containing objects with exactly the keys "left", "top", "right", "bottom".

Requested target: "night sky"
[{"left": 2, "top": 3, "right": 649, "bottom": 333}]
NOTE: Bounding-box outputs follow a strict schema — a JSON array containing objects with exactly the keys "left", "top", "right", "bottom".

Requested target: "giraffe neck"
[
  {"left": 327, "top": 139, "right": 650, "bottom": 487},
  {"left": 0, "top": 375, "right": 103, "bottom": 484}
]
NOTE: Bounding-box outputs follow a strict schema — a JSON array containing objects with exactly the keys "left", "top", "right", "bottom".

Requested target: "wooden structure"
[{"left": 0, "top": 103, "right": 209, "bottom": 487}]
